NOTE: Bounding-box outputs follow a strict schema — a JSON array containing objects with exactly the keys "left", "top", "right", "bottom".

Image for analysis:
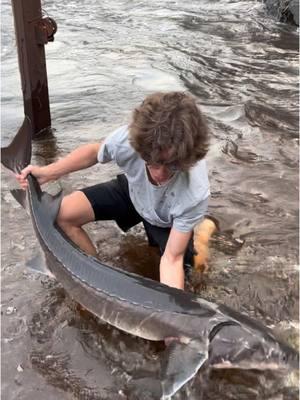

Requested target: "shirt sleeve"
[
  {"left": 172, "top": 196, "right": 209, "bottom": 233},
  {"left": 97, "top": 125, "right": 128, "bottom": 163}
]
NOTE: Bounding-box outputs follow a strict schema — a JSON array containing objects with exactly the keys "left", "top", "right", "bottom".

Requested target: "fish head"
[{"left": 209, "top": 323, "right": 299, "bottom": 371}]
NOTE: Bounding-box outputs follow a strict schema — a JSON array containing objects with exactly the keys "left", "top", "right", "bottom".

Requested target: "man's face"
[
  {"left": 144, "top": 149, "right": 179, "bottom": 185},
  {"left": 146, "top": 163, "right": 177, "bottom": 185}
]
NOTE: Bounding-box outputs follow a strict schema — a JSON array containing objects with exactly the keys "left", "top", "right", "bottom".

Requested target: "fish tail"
[{"left": 1, "top": 117, "right": 32, "bottom": 173}]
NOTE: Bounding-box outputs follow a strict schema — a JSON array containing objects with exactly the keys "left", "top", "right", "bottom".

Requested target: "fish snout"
[
  {"left": 275, "top": 343, "right": 300, "bottom": 371},
  {"left": 286, "top": 349, "right": 299, "bottom": 370}
]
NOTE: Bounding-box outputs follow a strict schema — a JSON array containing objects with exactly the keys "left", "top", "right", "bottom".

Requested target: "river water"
[{"left": 1, "top": 0, "right": 299, "bottom": 399}]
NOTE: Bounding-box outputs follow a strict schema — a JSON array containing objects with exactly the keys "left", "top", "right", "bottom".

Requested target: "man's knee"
[{"left": 56, "top": 191, "right": 95, "bottom": 229}]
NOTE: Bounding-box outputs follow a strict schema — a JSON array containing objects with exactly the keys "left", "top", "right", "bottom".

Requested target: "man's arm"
[
  {"left": 160, "top": 228, "right": 192, "bottom": 290},
  {"left": 16, "top": 142, "right": 102, "bottom": 189}
]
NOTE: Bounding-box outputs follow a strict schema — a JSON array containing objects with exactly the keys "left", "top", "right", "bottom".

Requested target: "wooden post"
[{"left": 11, "top": 0, "right": 57, "bottom": 138}]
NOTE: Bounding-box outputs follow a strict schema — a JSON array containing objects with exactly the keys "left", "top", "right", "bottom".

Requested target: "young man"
[{"left": 16, "top": 92, "right": 211, "bottom": 290}]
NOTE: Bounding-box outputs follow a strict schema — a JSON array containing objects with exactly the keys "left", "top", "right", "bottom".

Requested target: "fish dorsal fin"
[
  {"left": 40, "top": 189, "right": 64, "bottom": 223},
  {"left": 1, "top": 117, "right": 32, "bottom": 173},
  {"left": 27, "top": 174, "right": 63, "bottom": 223}
]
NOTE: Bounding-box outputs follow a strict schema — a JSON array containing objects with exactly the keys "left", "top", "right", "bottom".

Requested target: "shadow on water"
[
  {"left": 32, "top": 129, "right": 60, "bottom": 165},
  {"left": 1, "top": 0, "right": 299, "bottom": 398}
]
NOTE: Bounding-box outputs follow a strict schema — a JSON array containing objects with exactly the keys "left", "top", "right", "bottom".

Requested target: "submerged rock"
[{"left": 265, "top": 0, "right": 299, "bottom": 26}]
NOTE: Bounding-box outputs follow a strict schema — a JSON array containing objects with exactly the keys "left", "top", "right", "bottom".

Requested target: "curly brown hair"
[{"left": 129, "top": 92, "right": 209, "bottom": 171}]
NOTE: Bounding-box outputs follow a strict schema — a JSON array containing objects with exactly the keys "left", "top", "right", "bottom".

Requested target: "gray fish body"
[
  {"left": 27, "top": 173, "right": 223, "bottom": 341},
  {"left": 2, "top": 118, "right": 298, "bottom": 398}
]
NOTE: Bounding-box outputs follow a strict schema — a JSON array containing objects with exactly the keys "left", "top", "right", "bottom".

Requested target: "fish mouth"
[
  {"left": 212, "top": 359, "right": 298, "bottom": 371},
  {"left": 212, "top": 361, "right": 280, "bottom": 370}
]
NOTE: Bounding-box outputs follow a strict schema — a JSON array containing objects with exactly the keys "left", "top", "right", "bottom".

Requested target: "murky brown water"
[{"left": 1, "top": 0, "right": 299, "bottom": 399}]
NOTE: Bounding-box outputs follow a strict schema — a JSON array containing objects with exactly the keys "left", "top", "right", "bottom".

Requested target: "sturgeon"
[{"left": 1, "top": 118, "right": 299, "bottom": 398}]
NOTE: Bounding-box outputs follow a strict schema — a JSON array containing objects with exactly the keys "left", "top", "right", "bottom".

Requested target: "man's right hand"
[
  {"left": 15, "top": 165, "right": 52, "bottom": 190},
  {"left": 15, "top": 143, "right": 101, "bottom": 190}
]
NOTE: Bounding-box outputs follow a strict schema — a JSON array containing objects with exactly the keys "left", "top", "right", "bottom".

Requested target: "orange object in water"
[{"left": 193, "top": 218, "right": 218, "bottom": 273}]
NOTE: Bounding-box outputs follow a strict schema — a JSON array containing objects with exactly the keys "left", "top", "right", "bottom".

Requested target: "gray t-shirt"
[{"left": 98, "top": 125, "right": 210, "bottom": 233}]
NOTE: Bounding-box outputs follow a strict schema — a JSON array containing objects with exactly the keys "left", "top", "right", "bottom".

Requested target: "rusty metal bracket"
[{"left": 35, "top": 17, "right": 57, "bottom": 45}]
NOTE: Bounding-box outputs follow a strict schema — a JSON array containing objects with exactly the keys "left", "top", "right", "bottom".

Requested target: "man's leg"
[
  {"left": 57, "top": 191, "right": 98, "bottom": 256},
  {"left": 57, "top": 175, "right": 143, "bottom": 257}
]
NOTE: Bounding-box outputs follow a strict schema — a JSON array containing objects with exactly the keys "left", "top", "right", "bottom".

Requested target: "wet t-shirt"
[{"left": 98, "top": 125, "right": 210, "bottom": 232}]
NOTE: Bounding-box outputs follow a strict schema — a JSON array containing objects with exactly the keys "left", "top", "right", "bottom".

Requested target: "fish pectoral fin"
[
  {"left": 160, "top": 339, "right": 208, "bottom": 399},
  {"left": 25, "top": 249, "right": 55, "bottom": 278}
]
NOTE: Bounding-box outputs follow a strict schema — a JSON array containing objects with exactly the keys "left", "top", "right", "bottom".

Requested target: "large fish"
[{"left": 1, "top": 118, "right": 298, "bottom": 399}]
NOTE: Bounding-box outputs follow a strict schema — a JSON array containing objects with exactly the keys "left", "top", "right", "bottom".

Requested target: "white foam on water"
[{"left": 132, "top": 67, "right": 185, "bottom": 92}]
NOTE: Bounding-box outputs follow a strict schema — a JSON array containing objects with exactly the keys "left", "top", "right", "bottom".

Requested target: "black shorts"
[{"left": 80, "top": 174, "right": 195, "bottom": 267}]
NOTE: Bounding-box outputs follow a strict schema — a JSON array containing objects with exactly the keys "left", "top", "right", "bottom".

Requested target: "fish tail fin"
[
  {"left": 11, "top": 189, "right": 28, "bottom": 209},
  {"left": 1, "top": 117, "right": 32, "bottom": 173}
]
